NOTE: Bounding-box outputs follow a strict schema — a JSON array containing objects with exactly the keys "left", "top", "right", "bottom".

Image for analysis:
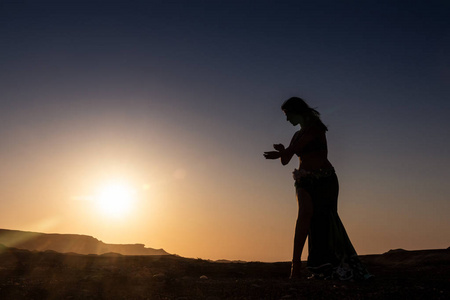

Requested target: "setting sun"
[{"left": 95, "top": 182, "right": 136, "bottom": 218}]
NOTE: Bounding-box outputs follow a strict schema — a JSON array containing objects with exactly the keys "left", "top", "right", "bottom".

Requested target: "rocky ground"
[{"left": 0, "top": 246, "right": 449, "bottom": 299}]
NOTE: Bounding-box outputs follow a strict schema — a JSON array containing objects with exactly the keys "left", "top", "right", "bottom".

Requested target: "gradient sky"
[{"left": 1, "top": 0, "right": 449, "bottom": 262}]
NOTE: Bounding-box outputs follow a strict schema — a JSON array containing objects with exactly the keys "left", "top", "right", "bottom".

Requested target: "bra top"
[{"left": 295, "top": 137, "right": 328, "bottom": 156}]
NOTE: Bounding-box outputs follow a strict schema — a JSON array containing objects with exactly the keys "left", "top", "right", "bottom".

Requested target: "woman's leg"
[{"left": 291, "top": 187, "right": 313, "bottom": 277}]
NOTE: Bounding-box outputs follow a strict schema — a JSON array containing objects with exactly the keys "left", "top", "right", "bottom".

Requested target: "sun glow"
[{"left": 95, "top": 182, "right": 136, "bottom": 218}]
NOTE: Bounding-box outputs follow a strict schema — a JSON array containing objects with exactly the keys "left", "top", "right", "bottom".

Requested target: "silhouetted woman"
[{"left": 264, "top": 97, "right": 371, "bottom": 280}]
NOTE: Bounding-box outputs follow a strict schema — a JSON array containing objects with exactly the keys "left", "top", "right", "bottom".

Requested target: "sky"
[{"left": 0, "top": 0, "right": 449, "bottom": 262}]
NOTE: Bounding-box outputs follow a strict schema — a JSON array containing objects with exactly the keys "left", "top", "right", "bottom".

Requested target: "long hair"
[{"left": 281, "top": 97, "right": 328, "bottom": 131}]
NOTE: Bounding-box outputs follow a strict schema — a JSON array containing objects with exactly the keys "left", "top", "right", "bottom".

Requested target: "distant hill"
[{"left": 0, "top": 229, "right": 169, "bottom": 256}]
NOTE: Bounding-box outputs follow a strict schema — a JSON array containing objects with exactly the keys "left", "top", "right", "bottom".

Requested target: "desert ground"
[{"left": 0, "top": 245, "right": 449, "bottom": 299}]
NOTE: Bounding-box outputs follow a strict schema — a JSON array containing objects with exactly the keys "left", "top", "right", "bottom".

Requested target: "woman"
[{"left": 264, "top": 97, "right": 371, "bottom": 280}]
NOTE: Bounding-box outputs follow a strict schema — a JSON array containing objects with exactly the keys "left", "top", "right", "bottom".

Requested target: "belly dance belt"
[{"left": 293, "top": 167, "right": 335, "bottom": 182}]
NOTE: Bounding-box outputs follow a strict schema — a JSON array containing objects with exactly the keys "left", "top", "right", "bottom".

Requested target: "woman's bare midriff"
[{"left": 298, "top": 151, "right": 333, "bottom": 171}]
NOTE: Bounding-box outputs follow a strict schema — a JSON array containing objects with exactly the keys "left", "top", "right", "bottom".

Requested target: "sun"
[{"left": 95, "top": 182, "right": 136, "bottom": 218}]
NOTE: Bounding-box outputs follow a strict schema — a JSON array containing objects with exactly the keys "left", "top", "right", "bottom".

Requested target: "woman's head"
[
  {"left": 281, "top": 97, "right": 311, "bottom": 116},
  {"left": 281, "top": 97, "right": 328, "bottom": 130}
]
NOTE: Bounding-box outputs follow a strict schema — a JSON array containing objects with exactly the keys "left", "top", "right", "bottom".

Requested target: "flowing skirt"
[{"left": 296, "top": 171, "right": 372, "bottom": 280}]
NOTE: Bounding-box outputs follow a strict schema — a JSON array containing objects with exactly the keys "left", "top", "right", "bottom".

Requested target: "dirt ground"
[{"left": 0, "top": 246, "right": 449, "bottom": 299}]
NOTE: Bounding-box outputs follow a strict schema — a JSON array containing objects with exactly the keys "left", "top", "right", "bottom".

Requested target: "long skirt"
[{"left": 296, "top": 171, "right": 372, "bottom": 280}]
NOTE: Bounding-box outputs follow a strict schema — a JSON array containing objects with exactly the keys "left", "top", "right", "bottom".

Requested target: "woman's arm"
[
  {"left": 264, "top": 146, "right": 295, "bottom": 165},
  {"left": 263, "top": 143, "right": 295, "bottom": 165},
  {"left": 264, "top": 130, "right": 302, "bottom": 165},
  {"left": 265, "top": 126, "right": 324, "bottom": 165},
  {"left": 279, "top": 145, "right": 296, "bottom": 165}
]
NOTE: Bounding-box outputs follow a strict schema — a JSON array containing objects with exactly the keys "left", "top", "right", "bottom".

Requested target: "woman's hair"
[{"left": 281, "top": 97, "right": 328, "bottom": 131}]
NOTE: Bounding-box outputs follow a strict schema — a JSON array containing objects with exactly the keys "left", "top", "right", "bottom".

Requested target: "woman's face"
[{"left": 285, "top": 111, "right": 304, "bottom": 126}]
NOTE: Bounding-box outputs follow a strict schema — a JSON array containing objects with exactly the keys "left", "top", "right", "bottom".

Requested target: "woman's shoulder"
[
  {"left": 306, "top": 120, "right": 327, "bottom": 134},
  {"left": 299, "top": 123, "right": 327, "bottom": 146},
  {"left": 290, "top": 129, "right": 300, "bottom": 139}
]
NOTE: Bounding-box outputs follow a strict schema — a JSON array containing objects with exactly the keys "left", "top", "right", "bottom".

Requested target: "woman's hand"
[
  {"left": 264, "top": 151, "right": 281, "bottom": 160},
  {"left": 273, "top": 144, "right": 285, "bottom": 152}
]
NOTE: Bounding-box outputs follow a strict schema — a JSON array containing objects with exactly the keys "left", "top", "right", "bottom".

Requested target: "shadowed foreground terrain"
[{"left": 0, "top": 245, "right": 448, "bottom": 299}]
